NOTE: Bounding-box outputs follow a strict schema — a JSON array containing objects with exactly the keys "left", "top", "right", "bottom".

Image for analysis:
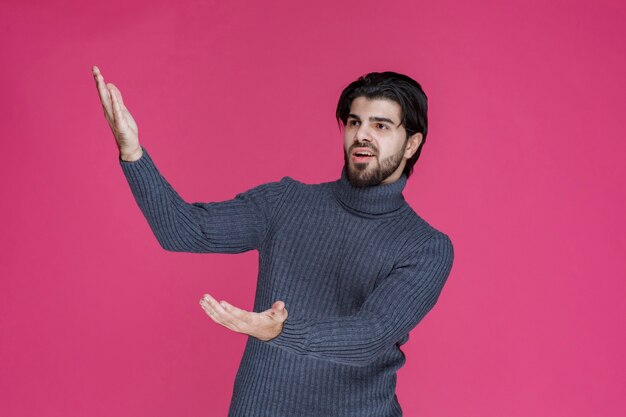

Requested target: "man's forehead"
[{"left": 349, "top": 97, "right": 402, "bottom": 123}]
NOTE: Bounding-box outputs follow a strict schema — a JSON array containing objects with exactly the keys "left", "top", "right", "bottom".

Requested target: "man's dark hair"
[{"left": 336, "top": 71, "right": 428, "bottom": 179}]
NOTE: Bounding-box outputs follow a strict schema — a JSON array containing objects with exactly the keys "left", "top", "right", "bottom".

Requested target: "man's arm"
[
  {"left": 119, "top": 147, "right": 291, "bottom": 253},
  {"left": 264, "top": 232, "right": 455, "bottom": 367},
  {"left": 197, "top": 233, "right": 454, "bottom": 357},
  {"left": 92, "top": 66, "right": 290, "bottom": 253}
]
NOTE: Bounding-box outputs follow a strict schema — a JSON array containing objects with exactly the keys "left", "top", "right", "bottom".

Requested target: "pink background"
[{"left": 1, "top": 0, "right": 624, "bottom": 416}]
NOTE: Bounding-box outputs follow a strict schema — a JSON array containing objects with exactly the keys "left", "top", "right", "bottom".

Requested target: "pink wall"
[{"left": 1, "top": 0, "right": 624, "bottom": 416}]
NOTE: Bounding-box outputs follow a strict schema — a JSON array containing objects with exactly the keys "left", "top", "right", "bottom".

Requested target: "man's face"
[{"left": 343, "top": 96, "right": 418, "bottom": 187}]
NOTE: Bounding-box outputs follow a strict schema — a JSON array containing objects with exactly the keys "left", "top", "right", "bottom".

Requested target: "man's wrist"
[{"left": 120, "top": 146, "right": 143, "bottom": 162}]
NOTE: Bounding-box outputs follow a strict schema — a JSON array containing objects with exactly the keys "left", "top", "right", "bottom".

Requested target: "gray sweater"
[{"left": 119, "top": 146, "right": 454, "bottom": 417}]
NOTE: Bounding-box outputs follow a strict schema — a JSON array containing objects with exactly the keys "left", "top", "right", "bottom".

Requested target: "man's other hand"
[{"left": 199, "top": 293, "right": 288, "bottom": 341}]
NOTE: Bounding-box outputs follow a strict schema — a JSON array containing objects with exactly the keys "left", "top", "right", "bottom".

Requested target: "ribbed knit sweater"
[{"left": 119, "top": 146, "right": 454, "bottom": 417}]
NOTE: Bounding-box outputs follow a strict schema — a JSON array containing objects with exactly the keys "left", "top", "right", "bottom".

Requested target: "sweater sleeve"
[
  {"left": 119, "top": 146, "right": 290, "bottom": 253},
  {"left": 264, "top": 232, "right": 454, "bottom": 367}
]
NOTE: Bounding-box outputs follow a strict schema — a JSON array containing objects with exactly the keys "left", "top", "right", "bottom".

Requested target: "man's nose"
[{"left": 354, "top": 124, "right": 372, "bottom": 142}]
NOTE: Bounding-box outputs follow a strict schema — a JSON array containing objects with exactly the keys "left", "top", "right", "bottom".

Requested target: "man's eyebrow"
[
  {"left": 348, "top": 114, "right": 398, "bottom": 125},
  {"left": 371, "top": 116, "right": 397, "bottom": 125}
]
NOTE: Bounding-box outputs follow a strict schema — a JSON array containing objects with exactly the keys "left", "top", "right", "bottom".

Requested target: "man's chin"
[
  {"left": 353, "top": 162, "right": 370, "bottom": 171},
  {"left": 347, "top": 168, "right": 380, "bottom": 187},
  {"left": 350, "top": 158, "right": 376, "bottom": 172}
]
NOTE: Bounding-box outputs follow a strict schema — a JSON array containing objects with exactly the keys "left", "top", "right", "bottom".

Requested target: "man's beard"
[{"left": 343, "top": 143, "right": 406, "bottom": 187}]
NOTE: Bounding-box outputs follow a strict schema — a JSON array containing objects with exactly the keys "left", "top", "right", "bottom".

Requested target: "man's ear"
[{"left": 404, "top": 132, "right": 423, "bottom": 159}]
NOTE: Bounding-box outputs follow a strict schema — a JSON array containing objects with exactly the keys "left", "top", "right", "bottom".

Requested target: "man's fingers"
[
  {"left": 200, "top": 298, "right": 225, "bottom": 324},
  {"left": 218, "top": 301, "right": 253, "bottom": 329},
  {"left": 108, "top": 83, "right": 126, "bottom": 109},
  {"left": 108, "top": 85, "right": 125, "bottom": 127},
  {"left": 92, "top": 66, "right": 112, "bottom": 117},
  {"left": 201, "top": 294, "right": 242, "bottom": 329},
  {"left": 272, "top": 300, "right": 285, "bottom": 310},
  {"left": 220, "top": 301, "right": 250, "bottom": 319},
  {"left": 200, "top": 294, "right": 223, "bottom": 315},
  {"left": 262, "top": 301, "right": 287, "bottom": 321}
]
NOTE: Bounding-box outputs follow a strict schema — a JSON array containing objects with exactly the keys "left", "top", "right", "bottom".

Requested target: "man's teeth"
[{"left": 355, "top": 152, "right": 373, "bottom": 156}]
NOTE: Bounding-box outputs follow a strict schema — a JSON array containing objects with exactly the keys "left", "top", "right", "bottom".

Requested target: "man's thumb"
[{"left": 270, "top": 301, "right": 287, "bottom": 319}]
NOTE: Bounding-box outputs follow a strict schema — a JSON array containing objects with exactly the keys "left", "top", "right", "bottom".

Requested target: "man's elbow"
[
  {"left": 326, "top": 337, "right": 392, "bottom": 367},
  {"left": 155, "top": 235, "right": 188, "bottom": 252}
]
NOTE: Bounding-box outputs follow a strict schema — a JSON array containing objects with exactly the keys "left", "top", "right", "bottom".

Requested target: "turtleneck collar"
[{"left": 331, "top": 166, "right": 408, "bottom": 215}]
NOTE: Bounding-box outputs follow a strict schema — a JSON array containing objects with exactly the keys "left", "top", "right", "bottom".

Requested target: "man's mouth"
[{"left": 352, "top": 148, "right": 376, "bottom": 163}]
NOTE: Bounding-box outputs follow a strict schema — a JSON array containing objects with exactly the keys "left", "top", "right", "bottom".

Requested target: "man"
[{"left": 93, "top": 66, "right": 454, "bottom": 417}]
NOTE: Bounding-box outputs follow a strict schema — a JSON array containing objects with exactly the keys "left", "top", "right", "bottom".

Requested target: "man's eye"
[
  {"left": 349, "top": 120, "right": 360, "bottom": 126},
  {"left": 377, "top": 123, "right": 388, "bottom": 130}
]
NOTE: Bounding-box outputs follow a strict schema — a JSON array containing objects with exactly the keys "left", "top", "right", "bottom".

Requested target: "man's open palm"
[{"left": 200, "top": 293, "right": 288, "bottom": 342}]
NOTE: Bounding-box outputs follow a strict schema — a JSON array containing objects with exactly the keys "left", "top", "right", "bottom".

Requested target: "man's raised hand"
[
  {"left": 199, "top": 294, "right": 288, "bottom": 342},
  {"left": 92, "top": 66, "right": 142, "bottom": 161}
]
